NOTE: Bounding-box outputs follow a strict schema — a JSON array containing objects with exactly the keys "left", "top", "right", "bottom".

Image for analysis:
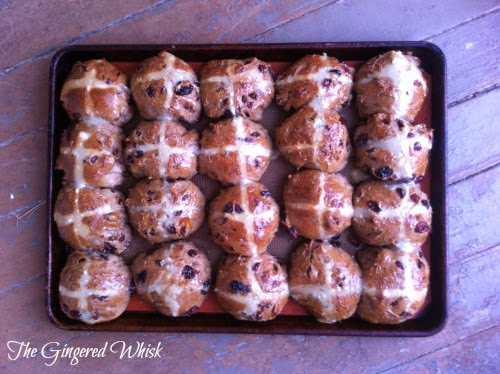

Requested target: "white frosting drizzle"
[
  {"left": 353, "top": 183, "right": 431, "bottom": 246},
  {"left": 215, "top": 257, "right": 289, "bottom": 318},
  {"left": 54, "top": 192, "right": 114, "bottom": 248},
  {"left": 201, "top": 59, "right": 273, "bottom": 116},
  {"left": 132, "top": 121, "right": 199, "bottom": 176},
  {"left": 61, "top": 63, "right": 129, "bottom": 125},
  {"left": 133, "top": 52, "right": 198, "bottom": 118},
  {"left": 361, "top": 122, "right": 432, "bottom": 177},
  {"left": 362, "top": 252, "right": 428, "bottom": 307},
  {"left": 128, "top": 180, "right": 197, "bottom": 238},
  {"left": 290, "top": 243, "right": 361, "bottom": 323},
  {"left": 357, "top": 51, "right": 427, "bottom": 118},
  {"left": 59, "top": 259, "right": 126, "bottom": 324}
]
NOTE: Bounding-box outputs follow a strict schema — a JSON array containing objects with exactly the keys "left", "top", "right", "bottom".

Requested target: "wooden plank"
[
  {"left": 0, "top": 0, "right": 160, "bottom": 72},
  {"left": 384, "top": 325, "right": 500, "bottom": 373},
  {"left": 247, "top": 0, "right": 499, "bottom": 43},
  {"left": 448, "top": 89, "right": 500, "bottom": 184},
  {"left": 427, "top": 10, "right": 500, "bottom": 105},
  {"left": 1, "top": 242, "right": 497, "bottom": 372}
]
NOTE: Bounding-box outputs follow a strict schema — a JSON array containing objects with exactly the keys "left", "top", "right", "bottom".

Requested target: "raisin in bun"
[
  {"left": 60, "top": 59, "right": 133, "bottom": 126},
  {"left": 131, "top": 241, "right": 211, "bottom": 317},
  {"left": 56, "top": 121, "right": 124, "bottom": 188},
  {"left": 284, "top": 170, "right": 353, "bottom": 240},
  {"left": 276, "top": 105, "right": 351, "bottom": 172},
  {"left": 124, "top": 119, "right": 199, "bottom": 180},
  {"left": 125, "top": 179, "right": 205, "bottom": 243},
  {"left": 208, "top": 182, "right": 279, "bottom": 256},
  {"left": 215, "top": 254, "right": 289, "bottom": 321},
  {"left": 289, "top": 241, "right": 361, "bottom": 323},
  {"left": 276, "top": 54, "right": 354, "bottom": 112},
  {"left": 354, "top": 50, "right": 427, "bottom": 122},
  {"left": 352, "top": 181, "right": 432, "bottom": 247},
  {"left": 59, "top": 251, "right": 131, "bottom": 324},
  {"left": 54, "top": 186, "right": 131, "bottom": 254},
  {"left": 131, "top": 51, "right": 201, "bottom": 124},
  {"left": 356, "top": 247, "right": 429, "bottom": 324},
  {"left": 354, "top": 113, "right": 432, "bottom": 182},
  {"left": 199, "top": 117, "right": 272, "bottom": 185},
  {"left": 200, "top": 58, "right": 274, "bottom": 121}
]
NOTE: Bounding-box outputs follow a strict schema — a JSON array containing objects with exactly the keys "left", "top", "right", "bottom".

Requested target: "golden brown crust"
[
  {"left": 131, "top": 241, "right": 211, "bottom": 317},
  {"left": 56, "top": 121, "right": 124, "bottom": 188},
  {"left": 124, "top": 119, "right": 199, "bottom": 180},
  {"left": 131, "top": 51, "right": 201, "bottom": 123},
  {"left": 356, "top": 247, "right": 429, "bottom": 324},
  {"left": 284, "top": 170, "right": 353, "bottom": 240},
  {"left": 276, "top": 105, "right": 351, "bottom": 172},
  {"left": 200, "top": 58, "right": 274, "bottom": 121},
  {"left": 59, "top": 251, "right": 131, "bottom": 324},
  {"left": 199, "top": 117, "right": 272, "bottom": 185},
  {"left": 354, "top": 51, "right": 427, "bottom": 121},
  {"left": 289, "top": 241, "right": 361, "bottom": 323},
  {"left": 208, "top": 182, "right": 279, "bottom": 256},
  {"left": 125, "top": 179, "right": 205, "bottom": 243},
  {"left": 354, "top": 113, "right": 433, "bottom": 181},
  {"left": 215, "top": 254, "right": 289, "bottom": 321},
  {"left": 60, "top": 59, "right": 133, "bottom": 126},
  {"left": 276, "top": 54, "right": 354, "bottom": 111},
  {"left": 352, "top": 181, "right": 432, "bottom": 247},
  {"left": 54, "top": 186, "right": 131, "bottom": 253}
]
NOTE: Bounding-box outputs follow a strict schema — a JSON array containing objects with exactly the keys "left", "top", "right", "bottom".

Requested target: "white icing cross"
[
  {"left": 290, "top": 243, "right": 361, "bottom": 323},
  {"left": 361, "top": 122, "right": 432, "bottom": 177},
  {"left": 131, "top": 121, "right": 199, "bottom": 176},
  {"left": 61, "top": 64, "right": 128, "bottom": 125},
  {"left": 215, "top": 257, "right": 289, "bottom": 319},
  {"left": 357, "top": 51, "right": 427, "bottom": 118},
  {"left": 134, "top": 52, "right": 198, "bottom": 118},
  {"left": 128, "top": 180, "right": 197, "bottom": 238},
  {"left": 353, "top": 182, "right": 431, "bottom": 246},
  {"left": 59, "top": 259, "right": 125, "bottom": 324}
]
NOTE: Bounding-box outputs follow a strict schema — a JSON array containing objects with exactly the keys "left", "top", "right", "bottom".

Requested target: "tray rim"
[{"left": 47, "top": 42, "right": 448, "bottom": 337}]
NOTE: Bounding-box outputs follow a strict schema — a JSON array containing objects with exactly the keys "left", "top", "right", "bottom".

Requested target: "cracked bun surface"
[
  {"left": 59, "top": 251, "right": 131, "bottom": 324},
  {"left": 289, "top": 241, "right": 361, "bottom": 323},
  {"left": 215, "top": 254, "right": 289, "bottom": 321},
  {"left": 356, "top": 247, "right": 429, "bottom": 324},
  {"left": 54, "top": 186, "right": 131, "bottom": 253},
  {"left": 354, "top": 50, "right": 428, "bottom": 122},
  {"left": 131, "top": 241, "right": 211, "bottom": 317},
  {"left": 200, "top": 58, "right": 274, "bottom": 121},
  {"left": 354, "top": 113, "right": 433, "bottom": 182},
  {"left": 125, "top": 179, "right": 205, "bottom": 243},
  {"left": 131, "top": 51, "right": 201, "bottom": 123},
  {"left": 276, "top": 54, "right": 354, "bottom": 112},
  {"left": 352, "top": 181, "right": 432, "bottom": 247},
  {"left": 56, "top": 121, "right": 125, "bottom": 188},
  {"left": 284, "top": 170, "right": 353, "bottom": 240},
  {"left": 199, "top": 117, "right": 272, "bottom": 185},
  {"left": 60, "top": 59, "right": 133, "bottom": 126},
  {"left": 124, "top": 119, "right": 199, "bottom": 180},
  {"left": 208, "top": 182, "right": 279, "bottom": 257},
  {"left": 276, "top": 105, "right": 351, "bottom": 172}
]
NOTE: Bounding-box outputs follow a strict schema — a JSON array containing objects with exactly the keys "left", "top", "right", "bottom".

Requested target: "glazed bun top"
[
  {"left": 355, "top": 50, "right": 428, "bottom": 121},
  {"left": 276, "top": 53, "right": 354, "bottom": 112},
  {"left": 131, "top": 51, "right": 201, "bottom": 123},
  {"left": 61, "top": 59, "right": 133, "bottom": 126}
]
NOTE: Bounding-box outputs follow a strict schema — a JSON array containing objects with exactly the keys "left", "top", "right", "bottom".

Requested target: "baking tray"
[{"left": 47, "top": 43, "right": 447, "bottom": 336}]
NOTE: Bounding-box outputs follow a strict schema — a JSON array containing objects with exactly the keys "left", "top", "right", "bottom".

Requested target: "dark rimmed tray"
[{"left": 47, "top": 42, "right": 447, "bottom": 336}]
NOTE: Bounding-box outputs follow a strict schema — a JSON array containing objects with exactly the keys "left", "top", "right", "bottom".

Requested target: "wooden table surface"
[{"left": 1, "top": 1, "right": 499, "bottom": 372}]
